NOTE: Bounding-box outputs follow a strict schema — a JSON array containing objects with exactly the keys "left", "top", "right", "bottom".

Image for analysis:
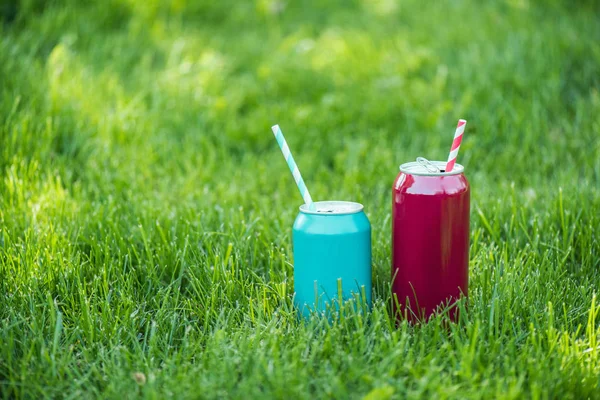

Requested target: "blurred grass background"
[{"left": 1, "top": 0, "right": 600, "bottom": 398}]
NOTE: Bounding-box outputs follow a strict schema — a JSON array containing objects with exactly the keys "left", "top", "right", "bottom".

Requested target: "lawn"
[{"left": 1, "top": 0, "right": 600, "bottom": 398}]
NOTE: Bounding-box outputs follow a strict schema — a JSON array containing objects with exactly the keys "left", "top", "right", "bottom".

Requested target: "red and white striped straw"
[{"left": 445, "top": 119, "right": 467, "bottom": 172}]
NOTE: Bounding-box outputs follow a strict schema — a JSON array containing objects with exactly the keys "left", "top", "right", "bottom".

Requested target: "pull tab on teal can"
[{"left": 292, "top": 201, "right": 372, "bottom": 318}]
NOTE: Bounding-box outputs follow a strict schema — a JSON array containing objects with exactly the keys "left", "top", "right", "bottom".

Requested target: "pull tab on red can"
[{"left": 416, "top": 157, "right": 441, "bottom": 173}]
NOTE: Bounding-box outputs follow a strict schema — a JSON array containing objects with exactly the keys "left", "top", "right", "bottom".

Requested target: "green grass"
[{"left": 1, "top": 0, "right": 600, "bottom": 398}]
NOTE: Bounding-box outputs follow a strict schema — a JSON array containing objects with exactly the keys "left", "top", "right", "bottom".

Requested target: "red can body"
[{"left": 392, "top": 161, "right": 470, "bottom": 322}]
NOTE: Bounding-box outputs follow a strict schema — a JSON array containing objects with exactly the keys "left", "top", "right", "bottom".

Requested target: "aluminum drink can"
[
  {"left": 392, "top": 160, "right": 470, "bottom": 322},
  {"left": 293, "top": 201, "right": 372, "bottom": 318}
]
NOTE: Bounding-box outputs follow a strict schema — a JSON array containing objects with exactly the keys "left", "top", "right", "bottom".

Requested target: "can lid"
[
  {"left": 299, "top": 201, "right": 364, "bottom": 215},
  {"left": 399, "top": 160, "right": 464, "bottom": 176}
]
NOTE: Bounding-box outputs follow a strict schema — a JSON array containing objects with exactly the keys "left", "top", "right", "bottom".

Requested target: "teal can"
[{"left": 292, "top": 201, "right": 372, "bottom": 318}]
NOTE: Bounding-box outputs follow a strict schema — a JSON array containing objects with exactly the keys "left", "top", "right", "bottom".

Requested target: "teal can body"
[{"left": 292, "top": 201, "right": 372, "bottom": 318}]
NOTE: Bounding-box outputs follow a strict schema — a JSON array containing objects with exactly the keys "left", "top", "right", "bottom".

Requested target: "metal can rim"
[
  {"left": 399, "top": 161, "right": 464, "bottom": 176},
  {"left": 299, "top": 201, "right": 364, "bottom": 215}
]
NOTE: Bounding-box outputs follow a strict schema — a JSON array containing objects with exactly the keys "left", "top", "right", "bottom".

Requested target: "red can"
[{"left": 392, "top": 159, "right": 470, "bottom": 322}]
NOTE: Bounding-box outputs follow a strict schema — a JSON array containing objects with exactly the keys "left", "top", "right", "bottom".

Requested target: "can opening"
[
  {"left": 399, "top": 161, "right": 463, "bottom": 176},
  {"left": 300, "top": 201, "right": 364, "bottom": 215}
]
